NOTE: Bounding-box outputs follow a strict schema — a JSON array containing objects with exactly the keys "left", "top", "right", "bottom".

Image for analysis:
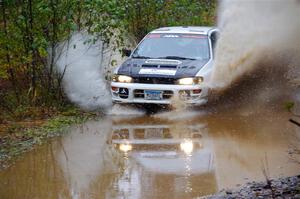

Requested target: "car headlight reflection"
[
  {"left": 177, "top": 77, "right": 203, "bottom": 85},
  {"left": 112, "top": 75, "right": 133, "bottom": 83},
  {"left": 119, "top": 144, "right": 132, "bottom": 152},
  {"left": 180, "top": 140, "right": 194, "bottom": 154}
]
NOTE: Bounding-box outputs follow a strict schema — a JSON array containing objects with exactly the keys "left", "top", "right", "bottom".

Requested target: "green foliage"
[
  {"left": 284, "top": 101, "right": 295, "bottom": 112},
  {"left": 0, "top": 0, "right": 217, "bottom": 169},
  {"left": 0, "top": 0, "right": 216, "bottom": 110},
  {"left": 0, "top": 0, "right": 126, "bottom": 106},
  {"left": 0, "top": 110, "right": 97, "bottom": 169},
  {"left": 123, "top": 0, "right": 217, "bottom": 40}
]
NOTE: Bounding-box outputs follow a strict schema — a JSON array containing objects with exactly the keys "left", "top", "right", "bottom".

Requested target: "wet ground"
[{"left": 0, "top": 108, "right": 300, "bottom": 199}]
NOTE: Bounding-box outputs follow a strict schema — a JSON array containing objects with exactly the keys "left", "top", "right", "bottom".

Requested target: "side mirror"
[{"left": 122, "top": 49, "right": 132, "bottom": 57}]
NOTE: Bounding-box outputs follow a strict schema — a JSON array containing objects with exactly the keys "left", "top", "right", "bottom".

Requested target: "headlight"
[
  {"left": 177, "top": 77, "right": 203, "bottom": 85},
  {"left": 112, "top": 75, "right": 133, "bottom": 83},
  {"left": 180, "top": 139, "right": 194, "bottom": 154},
  {"left": 119, "top": 144, "right": 132, "bottom": 152}
]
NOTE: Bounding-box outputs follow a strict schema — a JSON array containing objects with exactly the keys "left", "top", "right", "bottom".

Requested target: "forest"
[{"left": 0, "top": 0, "right": 216, "bottom": 122}]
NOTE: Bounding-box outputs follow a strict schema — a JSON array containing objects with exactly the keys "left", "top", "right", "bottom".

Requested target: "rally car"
[{"left": 111, "top": 26, "right": 219, "bottom": 105}]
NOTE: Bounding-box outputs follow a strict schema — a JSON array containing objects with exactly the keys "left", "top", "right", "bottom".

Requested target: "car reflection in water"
[{"left": 107, "top": 123, "right": 217, "bottom": 199}]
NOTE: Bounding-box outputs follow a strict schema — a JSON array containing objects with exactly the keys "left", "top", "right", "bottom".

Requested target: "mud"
[{"left": 0, "top": 109, "right": 299, "bottom": 199}]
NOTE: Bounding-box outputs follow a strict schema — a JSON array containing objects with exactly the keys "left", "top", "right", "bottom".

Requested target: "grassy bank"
[{"left": 0, "top": 105, "right": 98, "bottom": 170}]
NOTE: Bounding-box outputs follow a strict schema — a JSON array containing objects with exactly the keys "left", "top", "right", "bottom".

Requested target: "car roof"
[{"left": 150, "top": 26, "right": 216, "bottom": 35}]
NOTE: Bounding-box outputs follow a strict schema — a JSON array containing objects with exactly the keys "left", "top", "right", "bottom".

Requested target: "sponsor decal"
[
  {"left": 147, "top": 33, "right": 207, "bottom": 39},
  {"left": 147, "top": 34, "right": 161, "bottom": 38},
  {"left": 162, "top": 34, "right": 179, "bottom": 38},
  {"left": 182, "top": 35, "right": 207, "bottom": 39},
  {"left": 139, "top": 68, "right": 176, "bottom": 76}
]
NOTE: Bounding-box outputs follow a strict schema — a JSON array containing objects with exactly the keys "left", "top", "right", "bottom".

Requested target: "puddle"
[{"left": 0, "top": 111, "right": 299, "bottom": 199}]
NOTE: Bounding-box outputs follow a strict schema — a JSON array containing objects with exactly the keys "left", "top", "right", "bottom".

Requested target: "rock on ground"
[{"left": 200, "top": 175, "right": 300, "bottom": 199}]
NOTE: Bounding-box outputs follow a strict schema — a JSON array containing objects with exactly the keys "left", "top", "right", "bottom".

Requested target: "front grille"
[
  {"left": 133, "top": 77, "right": 177, "bottom": 84},
  {"left": 162, "top": 91, "right": 173, "bottom": 99},
  {"left": 134, "top": 89, "right": 144, "bottom": 98},
  {"left": 134, "top": 90, "right": 173, "bottom": 99}
]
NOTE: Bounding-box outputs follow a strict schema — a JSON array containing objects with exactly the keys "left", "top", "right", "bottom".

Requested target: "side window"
[{"left": 210, "top": 31, "right": 219, "bottom": 54}]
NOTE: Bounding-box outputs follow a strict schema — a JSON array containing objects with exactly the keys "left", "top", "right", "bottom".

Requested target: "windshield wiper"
[
  {"left": 131, "top": 55, "right": 152, "bottom": 59},
  {"left": 158, "top": 56, "right": 196, "bottom": 60}
]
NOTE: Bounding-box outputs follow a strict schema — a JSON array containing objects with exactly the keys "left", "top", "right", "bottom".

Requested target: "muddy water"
[{"left": 0, "top": 110, "right": 300, "bottom": 199}]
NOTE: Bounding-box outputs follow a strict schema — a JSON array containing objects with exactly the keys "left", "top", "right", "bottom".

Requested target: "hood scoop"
[
  {"left": 145, "top": 59, "right": 182, "bottom": 65},
  {"left": 143, "top": 59, "right": 181, "bottom": 69}
]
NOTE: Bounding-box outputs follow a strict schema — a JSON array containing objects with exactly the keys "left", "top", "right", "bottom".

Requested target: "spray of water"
[
  {"left": 108, "top": 104, "right": 146, "bottom": 116},
  {"left": 55, "top": 32, "right": 112, "bottom": 111},
  {"left": 209, "top": 0, "right": 300, "bottom": 111},
  {"left": 211, "top": 0, "right": 300, "bottom": 88},
  {"left": 54, "top": 32, "right": 147, "bottom": 115}
]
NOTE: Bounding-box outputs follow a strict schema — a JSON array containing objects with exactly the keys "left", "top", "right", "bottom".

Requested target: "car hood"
[{"left": 117, "top": 58, "right": 209, "bottom": 78}]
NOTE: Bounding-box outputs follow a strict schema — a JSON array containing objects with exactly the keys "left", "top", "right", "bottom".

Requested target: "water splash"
[
  {"left": 211, "top": 0, "right": 300, "bottom": 88},
  {"left": 208, "top": 0, "right": 300, "bottom": 112},
  {"left": 55, "top": 32, "right": 112, "bottom": 111},
  {"left": 107, "top": 104, "right": 146, "bottom": 116}
]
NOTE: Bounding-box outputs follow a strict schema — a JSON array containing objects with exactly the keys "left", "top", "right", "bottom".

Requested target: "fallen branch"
[{"left": 289, "top": 119, "right": 300, "bottom": 127}]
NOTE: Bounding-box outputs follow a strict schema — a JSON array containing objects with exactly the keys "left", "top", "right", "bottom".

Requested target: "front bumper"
[{"left": 111, "top": 82, "right": 208, "bottom": 105}]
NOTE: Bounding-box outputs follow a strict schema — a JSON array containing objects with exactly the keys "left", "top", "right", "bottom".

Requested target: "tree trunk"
[
  {"left": 2, "top": 1, "right": 20, "bottom": 103},
  {"left": 47, "top": 0, "right": 58, "bottom": 98},
  {"left": 28, "top": 0, "right": 37, "bottom": 103}
]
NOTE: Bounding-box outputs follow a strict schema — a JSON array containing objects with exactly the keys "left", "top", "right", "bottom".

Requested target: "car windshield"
[{"left": 132, "top": 33, "right": 210, "bottom": 60}]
